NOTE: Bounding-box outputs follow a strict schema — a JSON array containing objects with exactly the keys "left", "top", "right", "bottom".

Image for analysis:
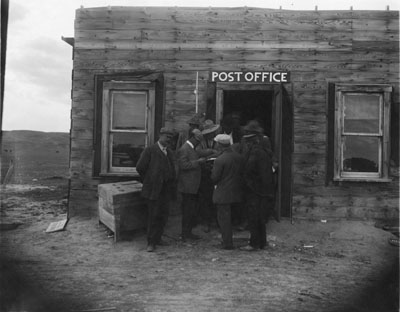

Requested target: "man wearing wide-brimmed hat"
[
  {"left": 136, "top": 127, "right": 177, "bottom": 252},
  {"left": 200, "top": 119, "right": 220, "bottom": 148},
  {"left": 240, "top": 120, "right": 275, "bottom": 251}
]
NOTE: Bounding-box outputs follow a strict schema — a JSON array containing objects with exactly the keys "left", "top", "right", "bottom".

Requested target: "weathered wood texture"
[{"left": 70, "top": 7, "right": 399, "bottom": 219}]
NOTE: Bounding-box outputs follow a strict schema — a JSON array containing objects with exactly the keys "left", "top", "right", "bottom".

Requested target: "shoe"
[
  {"left": 222, "top": 245, "right": 235, "bottom": 250},
  {"left": 157, "top": 239, "right": 170, "bottom": 246},
  {"left": 388, "top": 237, "right": 400, "bottom": 247},
  {"left": 203, "top": 224, "right": 211, "bottom": 233},
  {"left": 146, "top": 244, "right": 155, "bottom": 252},
  {"left": 383, "top": 225, "right": 400, "bottom": 233},
  {"left": 236, "top": 222, "right": 249, "bottom": 231},
  {"left": 240, "top": 245, "right": 258, "bottom": 251},
  {"left": 183, "top": 233, "right": 201, "bottom": 241}
]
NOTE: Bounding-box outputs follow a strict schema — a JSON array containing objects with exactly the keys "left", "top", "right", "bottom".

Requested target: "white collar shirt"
[
  {"left": 186, "top": 140, "right": 194, "bottom": 149},
  {"left": 157, "top": 141, "right": 167, "bottom": 155}
]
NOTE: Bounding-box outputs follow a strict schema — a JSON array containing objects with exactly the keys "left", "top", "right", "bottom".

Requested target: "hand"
[{"left": 198, "top": 157, "right": 206, "bottom": 164}]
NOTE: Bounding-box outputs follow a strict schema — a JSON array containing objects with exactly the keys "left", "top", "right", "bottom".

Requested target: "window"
[
  {"left": 333, "top": 84, "right": 392, "bottom": 181},
  {"left": 94, "top": 74, "right": 162, "bottom": 176}
]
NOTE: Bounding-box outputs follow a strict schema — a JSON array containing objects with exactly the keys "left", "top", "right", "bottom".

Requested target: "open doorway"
[
  {"left": 211, "top": 83, "right": 292, "bottom": 219},
  {"left": 222, "top": 90, "right": 274, "bottom": 139}
]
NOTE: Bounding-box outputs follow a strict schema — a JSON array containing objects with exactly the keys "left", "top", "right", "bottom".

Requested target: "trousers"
[
  {"left": 216, "top": 204, "right": 233, "bottom": 248},
  {"left": 246, "top": 193, "right": 273, "bottom": 249},
  {"left": 146, "top": 183, "right": 170, "bottom": 246},
  {"left": 180, "top": 192, "right": 198, "bottom": 236}
]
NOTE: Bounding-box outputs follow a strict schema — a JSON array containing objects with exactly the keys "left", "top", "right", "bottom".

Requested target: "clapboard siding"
[
  {"left": 74, "top": 29, "right": 398, "bottom": 42},
  {"left": 73, "top": 59, "right": 397, "bottom": 72},
  {"left": 74, "top": 49, "right": 398, "bottom": 63},
  {"left": 69, "top": 6, "right": 399, "bottom": 219}
]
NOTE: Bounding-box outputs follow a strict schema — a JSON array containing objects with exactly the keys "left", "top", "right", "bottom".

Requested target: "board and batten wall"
[{"left": 69, "top": 7, "right": 399, "bottom": 219}]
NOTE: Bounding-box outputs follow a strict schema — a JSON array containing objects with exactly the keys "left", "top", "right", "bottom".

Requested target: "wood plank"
[
  {"left": 71, "top": 107, "right": 94, "bottom": 120},
  {"left": 70, "top": 128, "right": 93, "bottom": 140},
  {"left": 293, "top": 194, "right": 399, "bottom": 210},
  {"left": 293, "top": 142, "right": 326, "bottom": 153},
  {"left": 72, "top": 119, "right": 93, "bottom": 129},
  {"left": 71, "top": 138, "right": 93, "bottom": 150},
  {"left": 75, "top": 28, "right": 397, "bottom": 42},
  {"left": 74, "top": 48, "right": 398, "bottom": 63},
  {"left": 293, "top": 182, "right": 400, "bottom": 196},
  {"left": 72, "top": 90, "right": 94, "bottom": 100},
  {"left": 352, "top": 40, "right": 399, "bottom": 52},
  {"left": 73, "top": 78, "right": 95, "bottom": 91},
  {"left": 73, "top": 40, "right": 352, "bottom": 51},
  {"left": 72, "top": 99, "right": 95, "bottom": 109},
  {"left": 72, "top": 58, "right": 396, "bottom": 75},
  {"left": 75, "top": 9, "right": 398, "bottom": 33},
  {"left": 352, "top": 18, "right": 399, "bottom": 31},
  {"left": 75, "top": 7, "right": 399, "bottom": 21}
]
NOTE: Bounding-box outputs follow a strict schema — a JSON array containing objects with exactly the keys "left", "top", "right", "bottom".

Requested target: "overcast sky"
[{"left": 2, "top": 0, "right": 399, "bottom": 132}]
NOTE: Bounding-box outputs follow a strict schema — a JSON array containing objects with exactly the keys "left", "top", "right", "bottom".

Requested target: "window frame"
[
  {"left": 100, "top": 81, "right": 155, "bottom": 176},
  {"left": 333, "top": 84, "right": 392, "bottom": 182}
]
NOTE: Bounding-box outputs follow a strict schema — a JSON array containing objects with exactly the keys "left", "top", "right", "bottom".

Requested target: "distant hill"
[{"left": 1, "top": 130, "right": 70, "bottom": 184}]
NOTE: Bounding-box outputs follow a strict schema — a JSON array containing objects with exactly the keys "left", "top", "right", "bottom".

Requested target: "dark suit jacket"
[
  {"left": 211, "top": 147, "right": 244, "bottom": 204},
  {"left": 136, "top": 143, "right": 176, "bottom": 200},
  {"left": 177, "top": 142, "right": 202, "bottom": 194},
  {"left": 243, "top": 143, "right": 274, "bottom": 197}
]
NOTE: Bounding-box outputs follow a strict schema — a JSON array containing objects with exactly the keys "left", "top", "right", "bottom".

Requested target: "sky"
[{"left": 2, "top": 0, "right": 399, "bottom": 132}]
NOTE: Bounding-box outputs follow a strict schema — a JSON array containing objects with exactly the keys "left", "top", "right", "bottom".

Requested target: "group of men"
[{"left": 136, "top": 113, "right": 276, "bottom": 252}]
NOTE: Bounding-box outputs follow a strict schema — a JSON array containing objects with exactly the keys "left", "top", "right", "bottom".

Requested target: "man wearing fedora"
[
  {"left": 240, "top": 120, "right": 275, "bottom": 251},
  {"left": 136, "top": 127, "right": 177, "bottom": 252},
  {"left": 177, "top": 129, "right": 207, "bottom": 241},
  {"left": 211, "top": 134, "right": 244, "bottom": 249},
  {"left": 176, "top": 113, "right": 205, "bottom": 150}
]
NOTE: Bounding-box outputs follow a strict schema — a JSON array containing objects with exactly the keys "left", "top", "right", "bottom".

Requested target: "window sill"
[
  {"left": 333, "top": 177, "right": 392, "bottom": 183},
  {"left": 99, "top": 172, "right": 140, "bottom": 178}
]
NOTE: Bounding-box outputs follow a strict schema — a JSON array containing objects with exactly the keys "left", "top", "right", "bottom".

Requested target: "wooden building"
[{"left": 65, "top": 6, "right": 399, "bottom": 220}]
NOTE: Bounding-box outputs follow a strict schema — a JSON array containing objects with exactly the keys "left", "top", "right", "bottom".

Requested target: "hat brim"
[
  {"left": 216, "top": 141, "right": 231, "bottom": 146},
  {"left": 201, "top": 125, "right": 220, "bottom": 135},
  {"left": 242, "top": 133, "right": 257, "bottom": 139}
]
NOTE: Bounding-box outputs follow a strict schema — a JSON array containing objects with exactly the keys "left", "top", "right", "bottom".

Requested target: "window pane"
[
  {"left": 112, "top": 91, "right": 146, "bottom": 130},
  {"left": 342, "top": 136, "right": 379, "bottom": 172},
  {"left": 111, "top": 132, "right": 146, "bottom": 168},
  {"left": 343, "top": 94, "right": 380, "bottom": 133}
]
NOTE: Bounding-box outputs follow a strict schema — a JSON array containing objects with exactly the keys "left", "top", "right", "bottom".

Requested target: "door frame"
[{"left": 213, "top": 82, "right": 288, "bottom": 220}]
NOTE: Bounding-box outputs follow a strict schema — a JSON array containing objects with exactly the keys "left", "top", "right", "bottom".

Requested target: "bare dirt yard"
[{"left": 1, "top": 179, "right": 399, "bottom": 312}]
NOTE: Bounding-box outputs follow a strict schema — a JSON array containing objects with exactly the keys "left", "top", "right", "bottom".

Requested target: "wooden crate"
[{"left": 98, "top": 180, "right": 147, "bottom": 242}]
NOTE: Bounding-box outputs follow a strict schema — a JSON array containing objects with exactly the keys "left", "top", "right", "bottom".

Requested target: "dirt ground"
[{"left": 0, "top": 181, "right": 399, "bottom": 312}]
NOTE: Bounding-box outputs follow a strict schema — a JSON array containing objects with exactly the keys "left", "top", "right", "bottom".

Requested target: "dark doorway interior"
[{"left": 222, "top": 90, "right": 274, "bottom": 137}]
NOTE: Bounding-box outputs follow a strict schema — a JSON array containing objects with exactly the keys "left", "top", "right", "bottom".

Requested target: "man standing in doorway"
[
  {"left": 177, "top": 129, "right": 206, "bottom": 241},
  {"left": 240, "top": 121, "right": 275, "bottom": 251},
  {"left": 136, "top": 127, "right": 177, "bottom": 252},
  {"left": 211, "top": 134, "right": 244, "bottom": 249}
]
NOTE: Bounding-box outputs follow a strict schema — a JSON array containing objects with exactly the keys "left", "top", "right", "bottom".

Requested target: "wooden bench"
[{"left": 98, "top": 180, "right": 147, "bottom": 242}]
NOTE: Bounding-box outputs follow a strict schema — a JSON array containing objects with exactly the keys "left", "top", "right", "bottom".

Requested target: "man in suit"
[
  {"left": 240, "top": 121, "right": 275, "bottom": 251},
  {"left": 177, "top": 129, "right": 207, "bottom": 241},
  {"left": 211, "top": 134, "right": 244, "bottom": 250},
  {"left": 136, "top": 127, "right": 176, "bottom": 252}
]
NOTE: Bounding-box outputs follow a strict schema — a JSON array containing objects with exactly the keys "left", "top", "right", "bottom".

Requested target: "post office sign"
[{"left": 210, "top": 71, "right": 290, "bottom": 83}]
